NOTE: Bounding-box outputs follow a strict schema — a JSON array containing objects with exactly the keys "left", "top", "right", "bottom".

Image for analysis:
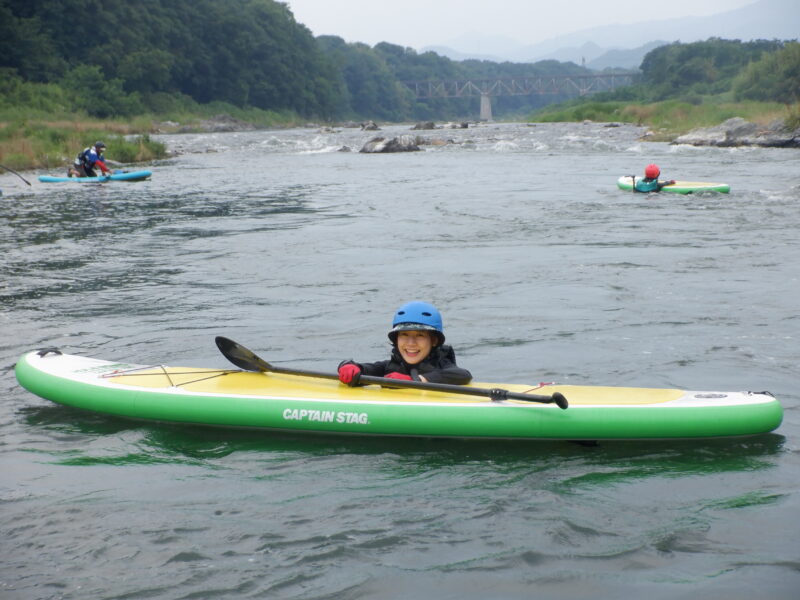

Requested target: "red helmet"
[{"left": 644, "top": 163, "right": 660, "bottom": 179}]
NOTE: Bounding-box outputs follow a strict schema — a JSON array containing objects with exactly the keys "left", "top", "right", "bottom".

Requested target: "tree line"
[
  {"left": 1, "top": 1, "right": 797, "bottom": 123},
  {"left": 0, "top": 0, "right": 602, "bottom": 121},
  {"left": 599, "top": 38, "right": 798, "bottom": 106}
]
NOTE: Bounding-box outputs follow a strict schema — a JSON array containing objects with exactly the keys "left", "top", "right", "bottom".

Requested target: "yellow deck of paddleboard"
[
  {"left": 618, "top": 176, "right": 729, "bottom": 187},
  {"left": 665, "top": 181, "right": 726, "bottom": 187},
  {"left": 106, "top": 367, "right": 685, "bottom": 406}
]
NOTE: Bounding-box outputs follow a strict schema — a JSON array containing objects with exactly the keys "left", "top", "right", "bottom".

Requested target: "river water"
[{"left": 1, "top": 122, "right": 799, "bottom": 599}]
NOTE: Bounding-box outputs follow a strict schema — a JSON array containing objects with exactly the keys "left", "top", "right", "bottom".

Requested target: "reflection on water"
[{"left": 21, "top": 402, "right": 785, "bottom": 473}]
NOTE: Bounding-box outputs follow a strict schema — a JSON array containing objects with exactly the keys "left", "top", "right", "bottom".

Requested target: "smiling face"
[{"left": 396, "top": 330, "right": 435, "bottom": 365}]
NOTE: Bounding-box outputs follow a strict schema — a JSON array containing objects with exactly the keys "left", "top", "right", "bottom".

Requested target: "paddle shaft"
[
  {"left": 269, "top": 362, "right": 562, "bottom": 402},
  {"left": 0, "top": 164, "right": 32, "bottom": 186},
  {"left": 215, "top": 336, "right": 568, "bottom": 408}
]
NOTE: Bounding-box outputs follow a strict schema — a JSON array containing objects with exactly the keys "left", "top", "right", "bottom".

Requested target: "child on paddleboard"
[
  {"left": 634, "top": 163, "right": 675, "bottom": 192},
  {"left": 338, "top": 301, "right": 472, "bottom": 386}
]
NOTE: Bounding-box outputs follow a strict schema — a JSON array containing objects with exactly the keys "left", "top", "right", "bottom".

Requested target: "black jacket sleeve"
[
  {"left": 415, "top": 345, "right": 472, "bottom": 385},
  {"left": 338, "top": 359, "right": 394, "bottom": 378}
]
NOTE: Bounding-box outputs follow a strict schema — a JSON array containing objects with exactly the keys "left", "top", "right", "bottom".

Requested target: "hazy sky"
[{"left": 284, "top": 0, "right": 757, "bottom": 49}]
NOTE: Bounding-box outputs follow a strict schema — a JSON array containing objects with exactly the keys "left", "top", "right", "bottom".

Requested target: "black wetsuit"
[{"left": 340, "top": 344, "right": 472, "bottom": 385}]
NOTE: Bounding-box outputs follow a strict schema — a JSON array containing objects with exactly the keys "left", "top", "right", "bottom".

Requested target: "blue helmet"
[{"left": 388, "top": 301, "right": 444, "bottom": 345}]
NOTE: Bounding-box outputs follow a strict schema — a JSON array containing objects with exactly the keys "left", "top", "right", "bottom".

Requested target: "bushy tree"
[
  {"left": 0, "top": 3, "right": 67, "bottom": 81},
  {"left": 733, "top": 41, "right": 800, "bottom": 103},
  {"left": 60, "top": 65, "right": 143, "bottom": 117},
  {"left": 640, "top": 38, "right": 786, "bottom": 99}
]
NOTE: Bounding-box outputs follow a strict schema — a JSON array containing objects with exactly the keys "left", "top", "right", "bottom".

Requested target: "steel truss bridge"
[
  {"left": 403, "top": 73, "right": 636, "bottom": 99},
  {"left": 402, "top": 73, "right": 636, "bottom": 119}
]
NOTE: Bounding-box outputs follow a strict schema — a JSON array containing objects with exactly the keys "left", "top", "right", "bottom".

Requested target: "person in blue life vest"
[
  {"left": 634, "top": 163, "right": 675, "bottom": 192},
  {"left": 69, "top": 141, "right": 112, "bottom": 178},
  {"left": 337, "top": 301, "right": 472, "bottom": 386}
]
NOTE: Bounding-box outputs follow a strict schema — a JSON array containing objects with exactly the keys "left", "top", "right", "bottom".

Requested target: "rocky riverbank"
[{"left": 672, "top": 117, "right": 800, "bottom": 148}]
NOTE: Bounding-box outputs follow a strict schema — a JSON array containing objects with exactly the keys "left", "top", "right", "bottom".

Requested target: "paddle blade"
[
  {"left": 552, "top": 392, "right": 568, "bottom": 410},
  {"left": 215, "top": 336, "right": 272, "bottom": 372}
]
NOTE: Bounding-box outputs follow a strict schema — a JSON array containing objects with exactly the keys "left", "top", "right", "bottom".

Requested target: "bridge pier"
[{"left": 480, "top": 93, "right": 492, "bottom": 121}]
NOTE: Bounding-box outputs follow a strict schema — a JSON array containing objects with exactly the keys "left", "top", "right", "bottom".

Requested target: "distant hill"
[
  {"left": 532, "top": 41, "right": 606, "bottom": 66},
  {"left": 422, "top": 0, "right": 798, "bottom": 69},
  {"left": 587, "top": 41, "right": 669, "bottom": 70},
  {"left": 420, "top": 46, "right": 509, "bottom": 63}
]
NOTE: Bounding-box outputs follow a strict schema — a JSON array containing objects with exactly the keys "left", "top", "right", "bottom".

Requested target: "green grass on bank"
[
  {"left": 0, "top": 120, "right": 168, "bottom": 171},
  {"left": 0, "top": 93, "right": 303, "bottom": 171},
  {"left": 529, "top": 99, "right": 798, "bottom": 140}
]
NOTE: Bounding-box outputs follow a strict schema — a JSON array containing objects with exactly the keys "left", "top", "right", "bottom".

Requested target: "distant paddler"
[
  {"left": 632, "top": 163, "right": 676, "bottom": 193},
  {"left": 68, "top": 141, "right": 113, "bottom": 178}
]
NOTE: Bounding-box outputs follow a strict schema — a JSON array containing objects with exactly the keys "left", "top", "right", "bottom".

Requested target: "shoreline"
[{"left": 3, "top": 107, "right": 797, "bottom": 174}]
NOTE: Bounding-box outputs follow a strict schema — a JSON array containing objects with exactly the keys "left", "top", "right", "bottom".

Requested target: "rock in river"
[{"left": 360, "top": 135, "right": 421, "bottom": 153}]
